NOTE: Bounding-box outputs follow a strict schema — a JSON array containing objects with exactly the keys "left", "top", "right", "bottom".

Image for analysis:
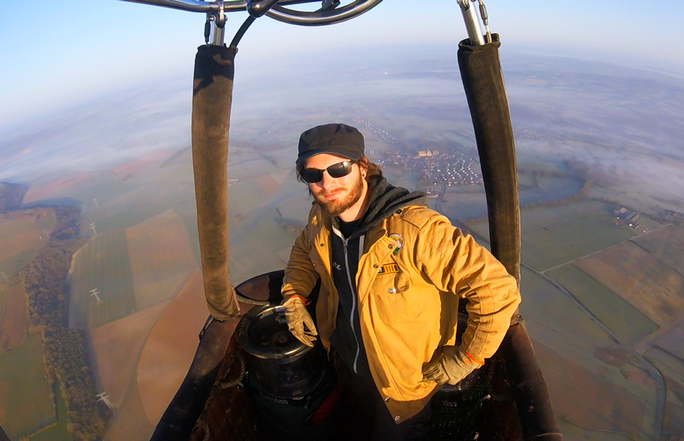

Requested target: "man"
[{"left": 281, "top": 123, "right": 520, "bottom": 440}]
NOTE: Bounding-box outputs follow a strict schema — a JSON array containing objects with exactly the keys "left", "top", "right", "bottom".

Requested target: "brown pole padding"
[
  {"left": 457, "top": 34, "right": 520, "bottom": 284},
  {"left": 499, "top": 324, "right": 562, "bottom": 440},
  {"left": 192, "top": 45, "right": 241, "bottom": 320}
]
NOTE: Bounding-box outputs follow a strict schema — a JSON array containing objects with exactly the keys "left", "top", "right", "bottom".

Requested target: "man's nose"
[{"left": 320, "top": 171, "right": 335, "bottom": 189}]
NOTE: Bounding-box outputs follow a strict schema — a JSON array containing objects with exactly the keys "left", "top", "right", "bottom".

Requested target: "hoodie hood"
[{"left": 353, "top": 176, "right": 427, "bottom": 237}]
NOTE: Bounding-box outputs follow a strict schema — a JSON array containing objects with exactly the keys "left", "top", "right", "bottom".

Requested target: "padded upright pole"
[
  {"left": 458, "top": 35, "right": 520, "bottom": 284},
  {"left": 192, "top": 45, "right": 241, "bottom": 320}
]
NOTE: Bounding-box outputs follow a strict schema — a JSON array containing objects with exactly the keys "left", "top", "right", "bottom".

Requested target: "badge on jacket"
[
  {"left": 389, "top": 233, "right": 404, "bottom": 256},
  {"left": 378, "top": 263, "right": 399, "bottom": 274}
]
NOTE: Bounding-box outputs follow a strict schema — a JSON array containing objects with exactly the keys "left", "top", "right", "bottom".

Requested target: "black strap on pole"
[
  {"left": 458, "top": 34, "right": 520, "bottom": 284},
  {"left": 191, "top": 44, "right": 241, "bottom": 320}
]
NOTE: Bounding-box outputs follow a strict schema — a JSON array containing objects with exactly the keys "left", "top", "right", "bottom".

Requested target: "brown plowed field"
[
  {"left": 0, "top": 209, "right": 55, "bottom": 277},
  {"left": 110, "top": 149, "right": 175, "bottom": 182},
  {"left": 534, "top": 339, "right": 649, "bottom": 438},
  {"left": 23, "top": 172, "right": 96, "bottom": 203},
  {"left": 87, "top": 300, "right": 170, "bottom": 409},
  {"left": 633, "top": 224, "right": 684, "bottom": 275},
  {"left": 103, "top": 377, "right": 154, "bottom": 441},
  {"left": 255, "top": 173, "right": 280, "bottom": 195},
  {"left": 0, "top": 278, "right": 29, "bottom": 352},
  {"left": 136, "top": 269, "right": 212, "bottom": 426},
  {"left": 125, "top": 210, "right": 197, "bottom": 310},
  {"left": 575, "top": 241, "right": 684, "bottom": 328}
]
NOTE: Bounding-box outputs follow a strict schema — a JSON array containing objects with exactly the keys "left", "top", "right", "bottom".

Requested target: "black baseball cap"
[{"left": 296, "top": 123, "right": 365, "bottom": 166}]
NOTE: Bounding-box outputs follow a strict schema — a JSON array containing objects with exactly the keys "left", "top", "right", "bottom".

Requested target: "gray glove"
[
  {"left": 422, "top": 346, "right": 478, "bottom": 385},
  {"left": 282, "top": 296, "right": 317, "bottom": 347}
]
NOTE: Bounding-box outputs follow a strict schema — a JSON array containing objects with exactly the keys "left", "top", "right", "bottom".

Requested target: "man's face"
[{"left": 305, "top": 153, "right": 367, "bottom": 219}]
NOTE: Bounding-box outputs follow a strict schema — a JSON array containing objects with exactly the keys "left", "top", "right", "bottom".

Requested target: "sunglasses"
[{"left": 301, "top": 161, "right": 356, "bottom": 183}]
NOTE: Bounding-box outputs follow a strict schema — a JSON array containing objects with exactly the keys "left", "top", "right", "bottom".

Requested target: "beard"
[{"left": 311, "top": 174, "right": 365, "bottom": 217}]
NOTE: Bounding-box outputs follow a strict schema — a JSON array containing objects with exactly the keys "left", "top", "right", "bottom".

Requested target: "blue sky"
[{"left": 0, "top": 0, "right": 683, "bottom": 131}]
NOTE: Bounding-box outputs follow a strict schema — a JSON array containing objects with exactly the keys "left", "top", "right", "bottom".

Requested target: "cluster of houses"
[{"left": 375, "top": 149, "right": 482, "bottom": 188}]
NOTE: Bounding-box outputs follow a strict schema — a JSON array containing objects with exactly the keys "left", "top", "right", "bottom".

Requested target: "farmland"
[
  {"left": 468, "top": 201, "right": 639, "bottom": 271},
  {"left": 125, "top": 210, "right": 196, "bottom": 310},
  {"left": 136, "top": 269, "right": 211, "bottom": 426},
  {"left": 29, "top": 382, "right": 72, "bottom": 441},
  {"left": 88, "top": 301, "right": 170, "bottom": 410},
  {"left": 520, "top": 266, "right": 657, "bottom": 438},
  {"left": 575, "top": 240, "right": 684, "bottom": 328},
  {"left": 643, "top": 348, "right": 684, "bottom": 439},
  {"left": 25, "top": 172, "right": 134, "bottom": 210},
  {"left": 228, "top": 206, "right": 298, "bottom": 283},
  {"left": 0, "top": 277, "right": 29, "bottom": 352},
  {"left": 0, "top": 209, "right": 55, "bottom": 278},
  {"left": 547, "top": 265, "right": 658, "bottom": 344},
  {"left": 0, "top": 333, "right": 55, "bottom": 440},
  {"left": 68, "top": 230, "right": 137, "bottom": 329},
  {"left": 632, "top": 224, "right": 684, "bottom": 275},
  {"left": 80, "top": 182, "right": 196, "bottom": 236}
]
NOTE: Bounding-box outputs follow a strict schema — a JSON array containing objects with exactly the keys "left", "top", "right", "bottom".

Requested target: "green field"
[
  {"left": 520, "top": 267, "right": 656, "bottom": 436},
  {"left": 472, "top": 200, "right": 640, "bottom": 271},
  {"left": 229, "top": 206, "right": 297, "bottom": 284},
  {"left": 68, "top": 230, "right": 137, "bottom": 328},
  {"left": 0, "top": 333, "right": 55, "bottom": 440},
  {"left": 81, "top": 182, "right": 196, "bottom": 235},
  {"left": 547, "top": 265, "right": 658, "bottom": 344},
  {"left": 30, "top": 382, "right": 72, "bottom": 441},
  {"left": 227, "top": 179, "right": 270, "bottom": 227}
]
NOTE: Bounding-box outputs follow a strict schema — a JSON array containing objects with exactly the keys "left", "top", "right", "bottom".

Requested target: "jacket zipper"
[{"left": 341, "top": 237, "right": 362, "bottom": 374}]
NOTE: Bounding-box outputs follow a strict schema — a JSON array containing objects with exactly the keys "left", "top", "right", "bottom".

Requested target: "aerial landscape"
[{"left": 1, "top": 1, "right": 684, "bottom": 440}]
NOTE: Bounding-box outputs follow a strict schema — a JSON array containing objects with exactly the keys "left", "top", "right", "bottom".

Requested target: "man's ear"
[{"left": 358, "top": 159, "right": 369, "bottom": 178}]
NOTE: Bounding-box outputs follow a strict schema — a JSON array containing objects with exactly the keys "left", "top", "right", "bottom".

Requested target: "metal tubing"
[
  {"left": 459, "top": 1, "right": 485, "bottom": 46},
  {"left": 210, "top": 20, "right": 226, "bottom": 45},
  {"left": 121, "top": 0, "right": 244, "bottom": 13},
  {"left": 266, "top": 0, "right": 383, "bottom": 26}
]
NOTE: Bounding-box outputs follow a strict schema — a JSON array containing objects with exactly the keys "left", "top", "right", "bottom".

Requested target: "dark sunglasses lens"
[
  {"left": 301, "top": 169, "right": 323, "bottom": 183},
  {"left": 327, "top": 161, "right": 353, "bottom": 178},
  {"left": 301, "top": 161, "right": 354, "bottom": 183}
]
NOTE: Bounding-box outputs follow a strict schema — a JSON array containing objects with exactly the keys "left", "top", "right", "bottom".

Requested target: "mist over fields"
[
  {"left": 2, "top": 46, "right": 683, "bottom": 216},
  {"left": 1, "top": 46, "right": 684, "bottom": 440}
]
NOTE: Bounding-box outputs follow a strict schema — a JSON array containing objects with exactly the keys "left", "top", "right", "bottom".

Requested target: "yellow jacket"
[{"left": 282, "top": 203, "right": 520, "bottom": 422}]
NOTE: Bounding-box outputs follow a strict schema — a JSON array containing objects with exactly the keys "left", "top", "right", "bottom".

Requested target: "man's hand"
[
  {"left": 282, "top": 296, "right": 317, "bottom": 347},
  {"left": 422, "top": 346, "right": 478, "bottom": 385}
]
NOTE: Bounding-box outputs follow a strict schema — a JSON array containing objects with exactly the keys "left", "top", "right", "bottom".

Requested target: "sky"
[{"left": 0, "top": 0, "right": 684, "bottom": 132}]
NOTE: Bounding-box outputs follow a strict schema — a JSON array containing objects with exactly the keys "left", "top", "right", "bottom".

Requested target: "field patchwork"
[
  {"left": 0, "top": 333, "right": 55, "bottom": 440},
  {"left": 68, "top": 230, "right": 137, "bottom": 329},
  {"left": 575, "top": 241, "right": 684, "bottom": 328},
  {"left": 136, "top": 269, "right": 212, "bottom": 426},
  {"left": 125, "top": 210, "right": 196, "bottom": 310},
  {"left": 0, "top": 277, "right": 30, "bottom": 352},
  {"left": 632, "top": 224, "right": 684, "bottom": 275},
  {"left": 547, "top": 265, "right": 658, "bottom": 344},
  {"left": 0, "top": 210, "right": 55, "bottom": 277},
  {"left": 534, "top": 339, "right": 651, "bottom": 440},
  {"left": 88, "top": 300, "right": 170, "bottom": 410}
]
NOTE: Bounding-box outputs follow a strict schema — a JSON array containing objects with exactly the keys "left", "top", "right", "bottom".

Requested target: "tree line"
[{"left": 22, "top": 206, "right": 108, "bottom": 441}]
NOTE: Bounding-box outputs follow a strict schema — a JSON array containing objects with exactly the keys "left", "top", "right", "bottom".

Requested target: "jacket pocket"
[{"left": 374, "top": 271, "right": 422, "bottom": 323}]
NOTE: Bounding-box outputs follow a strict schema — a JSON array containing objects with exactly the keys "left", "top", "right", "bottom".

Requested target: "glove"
[
  {"left": 282, "top": 295, "right": 317, "bottom": 347},
  {"left": 422, "top": 346, "right": 478, "bottom": 385}
]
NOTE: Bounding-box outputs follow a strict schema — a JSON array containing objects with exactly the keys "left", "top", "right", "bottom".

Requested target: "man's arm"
[
  {"left": 281, "top": 225, "right": 320, "bottom": 347},
  {"left": 417, "top": 216, "right": 520, "bottom": 366},
  {"left": 281, "top": 225, "right": 319, "bottom": 300}
]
